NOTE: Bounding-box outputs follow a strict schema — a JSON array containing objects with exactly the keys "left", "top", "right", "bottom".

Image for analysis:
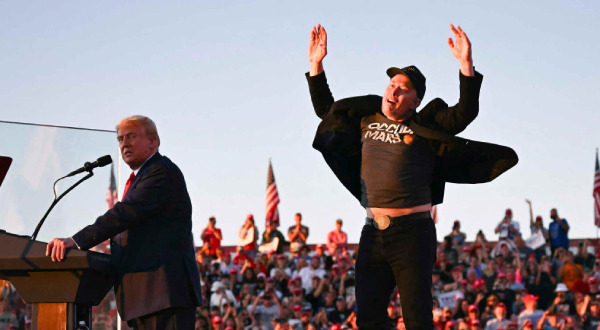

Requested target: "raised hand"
[
  {"left": 447, "top": 24, "right": 474, "bottom": 76},
  {"left": 309, "top": 24, "right": 327, "bottom": 76}
]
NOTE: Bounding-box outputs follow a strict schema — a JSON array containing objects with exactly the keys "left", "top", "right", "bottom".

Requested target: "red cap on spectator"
[
  {"left": 468, "top": 304, "right": 478, "bottom": 312},
  {"left": 212, "top": 316, "right": 222, "bottom": 324},
  {"left": 496, "top": 302, "right": 506, "bottom": 309},
  {"left": 293, "top": 288, "right": 303, "bottom": 294},
  {"left": 257, "top": 273, "right": 266, "bottom": 279},
  {"left": 229, "top": 268, "right": 238, "bottom": 274},
  {"left": 293, "top": 275, "right": 302, "bottom": 282},
  {"left": 293, "top": 304, "right": 302, "bottom": 311},
  {"left": 470, "top": 319, "right": 481, "bottom": 326},
  {"left": 523, "top": 294, "right": 539, "bottom": 303},
  {"left": 590, "top": 277, "right": 598, "bottom": 284},
  {"left": 445, "top": 320, "right": 455, "bottom": 327},
  {"left": 528, "top": 253, "right": 535, "bottom": 260},
  {"left": 277, "top": 254, "right": 286, "bottom": 260},
  {"left": 460, "top": 279, "right": 468, "bottom": 286},
  {"left": 332, "top": 264, "right": 340, "bottom": 269},
  {"left": 497, "top": 272, "right": 506, "bottom": 279},
  {"left": 330, "top": 325, "right": 342, "bottom": 330},
  {"left": 474, "top": 278, "right": 485, "bottom": 289}
]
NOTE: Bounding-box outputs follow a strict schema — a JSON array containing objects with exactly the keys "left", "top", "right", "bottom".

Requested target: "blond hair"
[{"left": 116, "top": 115, "right": 160, "bottom": 146}]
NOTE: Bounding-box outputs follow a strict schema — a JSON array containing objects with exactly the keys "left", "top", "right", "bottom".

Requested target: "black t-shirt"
[
  {"left": 583, "top": 314, "right": 600, "bottom": 329},
  {"left": 360, "top": 113, "right": 435, "bottom": 208},
  {"left": 327, "top": 308, "right": 350, "bottom": 324}
]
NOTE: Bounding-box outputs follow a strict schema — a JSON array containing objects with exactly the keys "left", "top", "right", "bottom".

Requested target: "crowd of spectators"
[
  {"left": 192, "top": 206, "right": 599, "bottom": 330},
  {"left": 2, "top": 205, "right": 599, "bottom": 330}
]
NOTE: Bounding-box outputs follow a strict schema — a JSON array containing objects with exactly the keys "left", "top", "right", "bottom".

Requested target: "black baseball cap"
[{"left": 386, "top": 65, "right": 426, "bottom": 100}]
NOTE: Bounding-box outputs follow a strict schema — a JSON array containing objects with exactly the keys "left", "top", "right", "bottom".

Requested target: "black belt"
[{"left": 365, "top": 211, "right": 431, "bottom": 230}]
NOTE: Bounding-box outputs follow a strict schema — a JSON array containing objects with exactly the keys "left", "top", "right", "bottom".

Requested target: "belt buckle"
[{"left": 373, "top": 215, "right": 390, "bottom": 230}]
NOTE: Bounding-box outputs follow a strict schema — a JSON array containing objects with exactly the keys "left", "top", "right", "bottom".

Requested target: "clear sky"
[{"left": 1, "top": 1, "right": 599, "bottom": 246}]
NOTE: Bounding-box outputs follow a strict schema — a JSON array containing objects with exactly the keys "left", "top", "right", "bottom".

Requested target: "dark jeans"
[{"left": 355, "top": 213, "right": 437, "bottom": 330}]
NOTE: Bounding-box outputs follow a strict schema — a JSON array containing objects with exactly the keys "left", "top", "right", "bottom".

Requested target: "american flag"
[
  {"left": 106, "top": 163, "right": 118, "bottom": 208},
  {"left": 265, "top": 159, "right": 280, "bottom": 227},
  {"left": 594, "top": 150, "right": 600, "bottom": 227},
  {"left": 92, "top": 163, "right": 117, "bottom": 254}
]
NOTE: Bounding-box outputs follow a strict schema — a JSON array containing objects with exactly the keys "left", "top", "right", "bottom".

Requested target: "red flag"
[
  {"left": 594, "top": 150, "right": 600, "bottom": 227},
  {"left": 265, "top": 159, "right": 280, "bottom": 227},
  {"left": 106, "top": 163, "right": 118, "bottom": 208}
]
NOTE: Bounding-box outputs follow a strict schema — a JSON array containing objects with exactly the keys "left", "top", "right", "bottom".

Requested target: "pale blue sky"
[{"left": 1, "top": 1, "right": 599, "bottom": 246}]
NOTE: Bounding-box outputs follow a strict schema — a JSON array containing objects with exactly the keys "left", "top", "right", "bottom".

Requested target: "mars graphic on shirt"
[{"left": 363, "top": 121, "right": 414, "bottom": 145}]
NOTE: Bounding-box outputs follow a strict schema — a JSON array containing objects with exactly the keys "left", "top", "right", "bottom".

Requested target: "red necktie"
[
  {"left": 115, "top": 172, "right": 135, "bottom": 246},
  {"left": 122, "top": 172, "right": 135, "bottom": 199}
]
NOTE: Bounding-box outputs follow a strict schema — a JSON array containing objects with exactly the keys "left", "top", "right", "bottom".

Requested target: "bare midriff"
[{"left": 367, "top": 203, "right": 432, "bottom": 218}]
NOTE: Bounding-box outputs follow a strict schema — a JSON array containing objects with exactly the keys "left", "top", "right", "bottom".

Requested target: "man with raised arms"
[{"left": 305, "top": 24, "right": 516, "bottom": 329}]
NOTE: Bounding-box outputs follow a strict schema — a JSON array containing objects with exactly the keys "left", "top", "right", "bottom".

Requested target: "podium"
[{"left": 0, "top": 231, "right": 114, "bottom": 329}]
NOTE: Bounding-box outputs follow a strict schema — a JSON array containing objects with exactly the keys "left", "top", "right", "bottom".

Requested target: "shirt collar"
[{"left": 133, "top": 151, "right": 157, "bottom": 176}]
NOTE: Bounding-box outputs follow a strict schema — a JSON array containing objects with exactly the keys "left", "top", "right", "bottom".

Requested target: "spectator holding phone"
[
  {"left": 248, "top": 291, "right": 282, "bottom": 330},
  {"left": 201, "top": 216, "right": 223, "bottom": 264},
  {"left": 494, "top": 209, "right": 520, "bottom": 248}
]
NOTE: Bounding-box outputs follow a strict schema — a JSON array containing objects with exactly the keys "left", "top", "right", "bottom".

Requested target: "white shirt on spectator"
[
  {"left": 270, "top": 267, "right": 292, "bottom": 278},
  {"left": 518, "top": 309, "right": 544, "bottom": 328},
  {"left": 248, "top": 303, "right": 279, "bottom": 330},
  {"left": 485, "top": 318, "right": 510, "bottom": 330},
  {"left": 298, "top": 267, "right": 326, "bottom": 292},
  {"left": 210, "top": 289, "right": 238, "bottom": 313},
  {"left": 497, "top": 220, "right": 520, "bottom": 240}
]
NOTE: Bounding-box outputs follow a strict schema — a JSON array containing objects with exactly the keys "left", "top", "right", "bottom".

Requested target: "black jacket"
[{"left": 306, "top": 71, "right": 518, "bottom": 205}]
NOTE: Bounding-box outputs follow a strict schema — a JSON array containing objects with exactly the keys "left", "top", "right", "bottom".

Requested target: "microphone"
[{"left": 66, "top": 155, "right": 113, "bottom": 177}]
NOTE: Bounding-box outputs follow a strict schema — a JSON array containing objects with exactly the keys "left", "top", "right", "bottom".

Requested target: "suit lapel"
[
  {"left": 129, "top": 152, "right": 162, "bottom": 192},
  {"left": 113, "top": 152, "right": 162, "bottom": 247}
]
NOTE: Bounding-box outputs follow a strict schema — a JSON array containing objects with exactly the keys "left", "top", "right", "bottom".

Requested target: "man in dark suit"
[
  {"left": 47, "top": 115, "right": 202, "bottom": 329},
  {"left": 306, "top": 25, "right": 516, "bottom": 329}
]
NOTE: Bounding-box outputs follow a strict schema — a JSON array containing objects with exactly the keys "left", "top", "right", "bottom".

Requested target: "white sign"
[
  {"left": 438, "top": 290, "right": 462, "bottom": 309},
  {"left": 526, "top": 232, "right": 546, "bottom": 250}
]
